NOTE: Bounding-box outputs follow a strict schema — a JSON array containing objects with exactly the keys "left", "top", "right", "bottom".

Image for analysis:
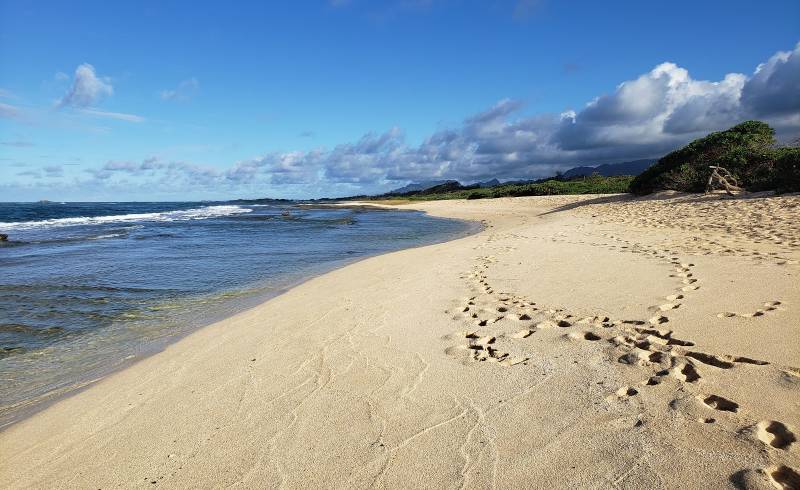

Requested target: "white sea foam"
[{"left": 0, "top": 205, "right": 252, "bottom": 231}]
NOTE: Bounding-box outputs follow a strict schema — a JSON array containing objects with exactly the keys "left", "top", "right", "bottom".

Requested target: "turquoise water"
[{"left": 0, "top": 201, "right": 473, "bottom": 426}]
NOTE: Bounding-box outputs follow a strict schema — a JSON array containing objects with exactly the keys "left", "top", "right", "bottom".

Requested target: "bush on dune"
[
  {"left": 630, "top": 121, "right": 799, "bottom": 194},
  {"left": 774, "top": 146, "right": 800, "bottom": 192}
]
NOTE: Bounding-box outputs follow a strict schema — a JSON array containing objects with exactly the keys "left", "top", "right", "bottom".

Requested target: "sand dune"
[{"left": 1, "top": 193, "right": 798, "bottom": 488}]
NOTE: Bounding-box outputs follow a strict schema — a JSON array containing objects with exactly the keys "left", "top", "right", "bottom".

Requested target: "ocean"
[{"left": 0, "top": 201, "right": 473, "bottom": 426}]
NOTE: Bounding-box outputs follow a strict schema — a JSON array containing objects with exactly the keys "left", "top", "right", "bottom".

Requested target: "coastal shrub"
[
  {"left": 630, "top": 121, "right": 781, "bottom": 194},
  {"left": 391, "top": 175, "right": 634, "bottom": 201},
  {"left": 774, "top": 147, "right": 800, "bottom": 192}
]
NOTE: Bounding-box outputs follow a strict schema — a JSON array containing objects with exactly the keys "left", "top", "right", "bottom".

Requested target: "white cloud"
[
  {"left": 160, "top": 78, "right": 200, "bottom": 101},
  {"left": 79, "top": 108, "right": 145, "bottom": 123},
  {"left": 57, "top": 63, "right": 113, "bottom": 108},
  {"left": 741, "top": 42, "right": 800, "bottom": 118},
  {"left": 0, "top": 102, "right": 23, "bottom": 120}
]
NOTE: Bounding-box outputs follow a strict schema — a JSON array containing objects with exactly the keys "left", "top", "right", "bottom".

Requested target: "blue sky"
[{"left": 1, "top": 0, "right": 799, "bottom": 201}]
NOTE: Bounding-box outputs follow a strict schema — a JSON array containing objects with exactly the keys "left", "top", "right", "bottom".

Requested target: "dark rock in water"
[
  {"left": 1, "top": 346, "right": 25, "bottom": 359},
  {"left": 0, "top": 234, "right": 7, "bottom": 242}
]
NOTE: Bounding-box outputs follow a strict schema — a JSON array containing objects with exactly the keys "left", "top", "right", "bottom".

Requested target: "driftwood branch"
[{"left": 705, "top": 165, "right": 742, "bottom": 196}]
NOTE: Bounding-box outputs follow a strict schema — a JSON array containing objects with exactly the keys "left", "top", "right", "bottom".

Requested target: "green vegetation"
[
  {"left": 630, "top": 121, "right": 800, "bottom": 195},
  {"left": 373, "top": 175, "right": 635, "bottom": 201}
]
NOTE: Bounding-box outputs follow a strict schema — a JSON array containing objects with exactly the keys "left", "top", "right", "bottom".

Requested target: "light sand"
[{"left": 2, "top": 194, "right": 799, "bottom": 489}]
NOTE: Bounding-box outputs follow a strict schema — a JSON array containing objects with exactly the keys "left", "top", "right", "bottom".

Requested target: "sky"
[{"left": 1, "top": 0, "right": 799, "bottom": 201}]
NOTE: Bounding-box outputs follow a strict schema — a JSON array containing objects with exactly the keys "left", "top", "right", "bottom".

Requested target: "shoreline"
[
  {"left": 0, "top": 208, "right": 481, "bottom": 431},
  {"left": 1, "top": 194, "right": 798, "bottom": 488}
]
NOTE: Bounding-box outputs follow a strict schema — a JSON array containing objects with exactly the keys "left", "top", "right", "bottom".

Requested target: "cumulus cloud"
[
  {"left": 160, "top": 78, "right": 200, "bottom": 101},
  {"left": 57, "top": 63, "right": 113, "bottom": 108},
  {"left": 741, "top": 42, "right": 800, "bottom": 119},
  {"left": 34, "top": 41, "right": 800, "bottom": 197},
  {"left": 227, "top": 150, "right": 325, "bottom": 185},
  {"left": 86, "top": 157, "right": 223, "bottom": 188}
]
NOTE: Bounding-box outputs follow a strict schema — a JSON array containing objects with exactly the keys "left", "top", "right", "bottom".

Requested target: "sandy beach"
[{"left": 1, "top": 193, "right": 798, "bottom": 489}]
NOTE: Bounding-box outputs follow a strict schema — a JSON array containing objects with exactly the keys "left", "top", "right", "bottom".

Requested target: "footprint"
[
  {"left": 442, "top": 330, "right": 478, "bottom": 341},
  {"left": 729, "top": 356, "right": 769, "bottom": 366},
  {"left": 686, "top": 352, "right": 735, "bottom": 369},
  {"left": 755, "top": 420, "right": 796, "bottom": 450},
  {"left": 444, "top": 345, "right": 470, "bottom": 358},
  {"left": 499, "top": 356, "right": 528, "bottom": 367},
  {"left": 615, "top": 386, "right": 638, "bottom": 397},
  {"left": 672, "top": 360, "right": 701, "bottom": 383},
  {"left": 619, "top": 349, "right": 663, "bottom": 366},
  {"left": 511, "top": 329, "right": 534, "bottom": 339},
  {"left": 469, "top": 336, "right": 495, "bottom": 349},
  {"left": 634, "top": 327, "right": 695, "bottom": 347},
  {"left": 765, "top": 465, "right": 800, "bottom": 489},
  {"left": 701, "top": 394, "right": 738, "bottom": 412},
  {"left": 666, "top": 294, "right": 684, "bottom": 301},
  {"left": 656, "top": 303, "right": 680, "bottom": 312}
]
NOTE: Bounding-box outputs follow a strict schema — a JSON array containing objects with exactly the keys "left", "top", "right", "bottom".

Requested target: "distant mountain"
[
  {"left": 562, "top": 159, "right": 655, "bottom": 179},
  {"left": 417, "top": 180, "right": 467, "bottom": 194},
  {"left": 475, "top": 178, "right": 501, "bottom": 188},
  {"left": 386, "top": 180, "right": 451, "bottom": 194}
]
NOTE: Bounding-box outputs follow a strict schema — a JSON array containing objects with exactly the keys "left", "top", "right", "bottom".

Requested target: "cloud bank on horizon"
[{"left": 2, "top": 41, "right": 800, "bottom": 200}]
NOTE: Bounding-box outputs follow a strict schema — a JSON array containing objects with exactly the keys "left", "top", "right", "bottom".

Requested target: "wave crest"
[{"left": 0, "top": 205, "right": 252, "bottom": 231}]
